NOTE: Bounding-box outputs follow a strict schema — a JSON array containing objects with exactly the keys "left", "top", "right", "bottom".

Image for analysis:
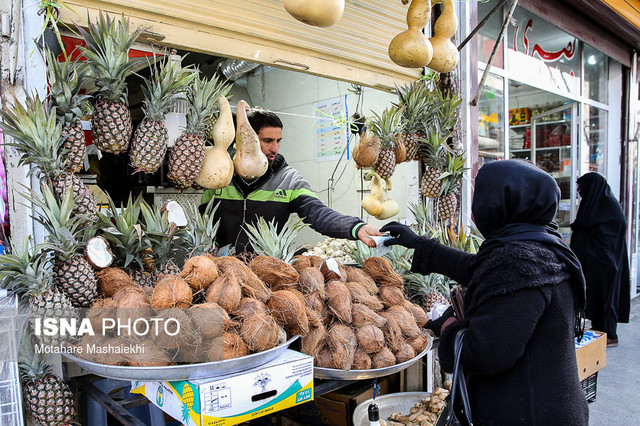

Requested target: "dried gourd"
[
  {"left": 282, "top": 0, "right": 345, "bottom": 27},
  {"left": 195, "top": 95, "right": 235, "bottom": 188},
  {"left": 389, "top": 0, "right": 433, "bottom": 68},
  {"left": 428, "top": 0, "right": 459, "bottom": 73}
]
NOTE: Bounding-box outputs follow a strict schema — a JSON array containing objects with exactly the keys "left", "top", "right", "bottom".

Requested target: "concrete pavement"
[{"left": 587, "top": 296, "right": 639, "bottom": 425}]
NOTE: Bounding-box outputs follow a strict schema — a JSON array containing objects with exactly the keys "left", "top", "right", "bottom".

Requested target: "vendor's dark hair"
[{"left": 247, "top": 107, "right": 283, "bottom": 133}]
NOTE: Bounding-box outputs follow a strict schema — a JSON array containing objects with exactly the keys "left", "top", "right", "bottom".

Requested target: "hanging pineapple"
[
  {"left": 168, "top": 74, "right": 230, "bottom": 189},
  {"left": 395, "top": 76, "right": 436, "bottom": 161},
  {"left": 77, "top": 12, "right": 144, "bottom": 154},
  {"left": 436, "top": 151, "right": 467, "bottom": 221},
  {"left": 419, "top": 126, "right": 447, "bottom": 198},
  {"left": 129, "top": 56, "right": 197, "bottom": 173},
  {"left": 0, "top": 93, "right": 98, "bottom": 220},
  {"left": 369, "top": 107, "right": 401, "bottom": 179},
  {"left": 44, "top": 47, "right": 92, "bottom": 173}
]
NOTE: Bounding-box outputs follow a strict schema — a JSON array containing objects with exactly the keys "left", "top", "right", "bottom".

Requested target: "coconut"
[
  {"left": 291, "top": 255, "right": 314, "bottom": 273},
  {"left": 298, "top": 267, "right": 326, "bottom": 297},
  {"left": 372, "top": 346, "right": 396, "bottom": 369},
  {"left": 394, "top": 342, "right": 416, "bottom": 364},
  {"left": 352, "top": 303, "right": 387, "bottom": 328},
  {"left": 387, "top": 305, "right": 422, "bottom": 338},
  {"left": 306, "top": 307, "right": 323, "bottom": 328},
  {"left": 151, "top": 275, "right": 193, "bottom": 309},
  {"left": 231, "top": 297, "right": 268, "bottom": 320},
  {"left": 87, "top": 298, "right": 117, "bottom": 333},
  {"left": 127, "top": 339, "right": 174, "bottom": 367},
  {"left": 408, "top": 333, "right": 430, "bottom": 354},
  {"left": 190, "top": 302, "right": 228, "bottom": 338},
  {"left": 327, "top": 324, "right": 357, "bottom": 370},
  {"left": 221, "top": 332, "right": 249, "bottom": 360},
  {"left": 181, "top": 255, "right": 219, "bottom": 292},
  {"left": 403, "top": 300, "right": 428, "bottom": 328},
  {"left": 154, "top": 308, "right": 194, "bottom": 350},
  {"left": 379, "top": 285, "right": 407, "bottom": 308},
  {"left": 248, "top": 255, "right": 299, "bottom": 288},
  {"left": 205, "top": 272, "right": 242, "bottom": 312},
  {"left": 304, "top": 291, "right": 325, "bottom": 314},
  {"left": 356, "top": 324, "right": 385, "bottom": 354},
  {"left": 267, "top": 290, "right": 309, "bottom": 336},
  {"left": 278, "top": 327, "right": 287, "bottom": 345},
  {"left": 363, "top": 257, "right": 404, "bottom": 287},
  {"left": 73, "top": 334, "right": 104, "bottom": 362},
  {"left": 379, "top": 311, "right": 404, "bottom": 352},
  {"left": 352, "top": 348, "right": 373, "bottom": 370},
  {"left": 352, "top": 129, "right": 380, "bottom": 168},
  {"left": 326, "top": 280, "right": 352, "bottom": 323},
  {"left": 85, "top": 236, "right": 114, "bottom": 270},
  {"left": 320, "top": 302, "right": 333, "bottom": 326},
  {"left": 346, "top": 282, "right": 383, "bottom": 311},
  {"left": 308, "top": 255, "right": 326, "bottom": 268},
  {"left": 114, "top": 286, "right": 152, "bottom": 324},
  {"left": 162, "top": 200, "right": 188, "bottom": 227},
  {"left": 92, "top": 337, "right": 130, "bottom": 365},
  {"left": 394, "top": 138, "right": 407, "bottom": 163},
  {"left": 316, "top": 346, "right": 335, "bottom": 368},
  {"left": 240, "top": 313, "right": 280, "bottom": 352},
  {"left": 320, "top": 258, "right": 347, "bottom": 282},
  {"left": 96, "top": 268, "right": 136, "bottom": 298},
  {"left": 346, "top": 267, "right": 378, "bottom": 295},
  {"left": 213, "top": 256, "right": 271, "bottom": 303},
  {"left": 300, "top": 324, "right": 327, "bottom": 358},
  {"left": 176, "top": 338, "right": 209, "bottom": 364}
]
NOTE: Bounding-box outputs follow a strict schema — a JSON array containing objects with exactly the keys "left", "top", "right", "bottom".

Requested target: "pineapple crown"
[
  {"left": 140, "top": 56, "right": 197, "bottom": 122},
  {"left": 0, "top": 93, "right": 66, "bottom": 179},
  {"left": 185, "top": 74, "right": 231, "bottom": 136},
  {"left": 244, "top": 216, "right": 307, "bottom": 263},
  {"left": 439, "top": 150, "right": 468, "bottom": 196},
  {"left": 368, "top": 107, "right": 400, "bottom": 149},
  {"left": 184, "top": 199, "right": 220, "bottom": 256},
  {"left": 77, "top": 12, "right": 145, "bottom": 104},
  {"left": 419, "top": 119, "right": 450, "bottom": 169},
  {"left": 394, "top": 75, "right": 437, "bottom": 134},
  {"left": 139, "top": 198, "right": 187, "bottom": 266},
  {"left": 0, "top": 236, "right": 53, "bottom": 299},
  {"left": 43, "top": 47, "right": 92, "bottom": 126},
  {"left": 18, "top": 328, "right": 51, "bottom": 383},
  {"left": 434, "top": 89, "right": 462, "bottom": 136}
]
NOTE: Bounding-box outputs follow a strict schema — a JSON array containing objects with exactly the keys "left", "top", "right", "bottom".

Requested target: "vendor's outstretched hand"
[
  {"left": 357, "top": 224, "right": 382, "bottom": 248},
  {"left": 380, "top": 221, "right": 420, "bottom": 248}
]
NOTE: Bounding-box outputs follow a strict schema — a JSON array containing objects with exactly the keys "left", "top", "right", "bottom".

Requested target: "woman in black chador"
[
  {"left": 570, "top": 172, "right": 631, "bottom": 347},
  {"left": 382, "top": 159, "right": 588, "bottom": 425}
]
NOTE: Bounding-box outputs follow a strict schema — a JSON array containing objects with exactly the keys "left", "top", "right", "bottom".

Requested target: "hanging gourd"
[
  {"left": 388, "top": 0, "right": 433, "bottom": 68},
  {"left": 362, "top": 172, "right": 384, "bottom": 217},
  {"left": 427, "top": 0, "right": 459, "bottom": 73},
  {"left": 373, "top": 172, "right": 400, "bottom": 220},
  {"left": 233, "top": 100, "right": 269, "bottom": 179},
  {"left": 283, "top": 0, "right": 345, "bottom": 27},
  {"left": 194, "top": 96, "right": 235, "bottom": 189}
]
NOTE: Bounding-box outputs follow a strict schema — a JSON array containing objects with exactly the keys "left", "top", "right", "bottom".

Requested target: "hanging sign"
[{"left": 313, "top": 95, "right": 349, "bottom": 162}]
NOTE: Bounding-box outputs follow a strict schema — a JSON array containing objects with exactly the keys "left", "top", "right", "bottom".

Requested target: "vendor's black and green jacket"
[{"left": 201, "top": 154, "right": 365, "bottom": 253}]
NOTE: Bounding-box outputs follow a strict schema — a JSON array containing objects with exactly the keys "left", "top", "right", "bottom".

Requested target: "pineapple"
[
  {"left": 129, "top": 57, "right": 197, "bottom": 173},
  {"left": 19, "top": 329, "right": 77, "bottom": 425},
  {"left": 27, "top": 185, "right": 98, "bottom": 307},
  {"left": 44, "top": 47, "right": 91, "bottom": 173},
  {"left": 419, "top": 127, "right": 447, "bottom": 198},
  {"left": 424, "top": 289, "right": 450, "bottom": 314},
  {"left": 168, "top": 74, "right": 229, "bottom": 188},
  {"left": 0, "top": 93, "right": 98, "bottom": 220},
  {"left": 184, "top": 199, "right": 221, "bottom": 256},
  {"left": 395, "top": 77, "right": 434, "bottom": 161},
  {"left": 369, "top": 107, "right": 400, "bottom": 179},
  {"left": 244, "top": 216, "right": 307, "bottom": 262},
  {"left": 76, "top": 13, "right": 144, "bottom": 154},
  {"left": 436, "top": 151, "right": 467, "bottom": 222}
]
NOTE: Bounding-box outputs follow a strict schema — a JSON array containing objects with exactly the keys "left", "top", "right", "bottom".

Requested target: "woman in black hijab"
[
  {"left": 381, "top": 159, "right": 588, "bottom": 425},
  {"left": 570, "top": 172, "right": 630, "bottom": 347}
]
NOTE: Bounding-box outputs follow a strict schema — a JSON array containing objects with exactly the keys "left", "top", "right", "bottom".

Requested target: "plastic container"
[{"left": 352, "top": 392, "right": 430, "bottom": 426}]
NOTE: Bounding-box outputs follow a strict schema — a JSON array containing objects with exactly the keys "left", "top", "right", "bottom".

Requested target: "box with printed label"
[
  {"left": 509, "top": 108, "right": 531, "bottom": 125},
  {"left": 575, "top": 330, "right": 606, "bottom": 381},
  {"left": 130, "top": 350, "right": 314, "bottom": 426}
]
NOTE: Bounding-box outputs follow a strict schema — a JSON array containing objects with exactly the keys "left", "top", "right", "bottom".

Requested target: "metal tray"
[
  {"left": 314, "top": 335, "right": 433, "bottom": 380},
  {"left": 63, "top": 336, "right": 299, "bottom": 381}
]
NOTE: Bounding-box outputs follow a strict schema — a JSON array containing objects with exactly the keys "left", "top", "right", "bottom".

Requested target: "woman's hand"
[{"left": 380, "top": 221, "right": 421, "bottom": 248}]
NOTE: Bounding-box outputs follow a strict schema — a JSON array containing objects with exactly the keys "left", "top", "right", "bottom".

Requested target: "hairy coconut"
[
  {"left": 316, "top": 346, "right": 334, "bottom": 368},
  {"left": 346, "top": 281, "right": 383, "bottom": 311},
  {"left": 304, "top": 291, "right": 325, "bottom": 314},
  {"left": 387, "top": 305, "right": 421, "bottom": 338},
  {"left": 298, "top": 267, "right": 326, "bottom": 297},
  {"left": 306, "top": 306, "right": 323, "bottom": 328},
  {"left": 403, "top": 300, "right": 427, "bottom": 328},
  {"left": 326, "top": 280, "right": 352, "bottom": 323},
  {"left": 327, "top": 324, "right": 357, "bottom": 370},
  {"left": 352, "top": 348, "right": 373, "bottom": 370},
  {"left": 379, "top": 285, "right": 407, "bottom": 308},
  {"left": 352, "top": 303, "right": 387, "bottom": 328},
  {"left": 240, "top": 313, "right": 280, "bottom": 352},
  {"left": 112, "top": 285, "right": 148, "bottom": 304},
  {"left": 154, "top": 308, "right": 194, "bottom": 350},
  {"left": 301, "top": 324, "right": 327, "bottom": 358},
  {"left": 152, "top": 276, "right": 193, "bottom": 309},
  {"left": 320, "top": 302, "right": 333, "bottom": 326},
  {"left": 176, "top": 338, "right": 209, "bottom": 364},
  {"left": 181, "top": 255, "right": 219, "bottom": 292},
  {"left": 372, "top": 346, "right": 396, "bottom": 369},
  {"left": 278, "top": 327, "right": 287, "bottom": 345},
  {"left": 114, "top": 286, "right": 151, "bottom": 324},
  {"left": 84, "top": 235, "right": 114, "bottom": 270},
  {"left": 352, "top": 130, "right": 381, "bottom": 168},
  {"left": 346, "top": 267, "right": 378, "bottom": 295},
  {"left": 379, "top": 311, "right": 404, "bottom": 352},
  {"left": 320, "top": 258, "right": 347, "bottom": 282},
  {"left": 291, "top": 255, "right": 314, "bottom": 273},
  {"left": 87, "top": 298, "right": 117, "bottom": 333},
  {"left": 96, "top": 267, "right": 136, "bottom": 297},
  {"left": 127, "top": 340, "right": 174, "bottom": 367},
  {"left": 232, "top": 297, "right": 268, "bottom": 320},
  {"left": 92, "top": 337, "right": 130, "bottom": 365},
  {"left": 356, "top": 324, "right": 385, "bottom": 354},
  {"left": 248, "top": 255, "right": 299, "bottom": 288},
  {"left": 394, "top": 137, "right": 407, "bottom": 163},
  {"left": 308, "top": 255, "right": 326, "bottom": 268},
  {"left": 363, "top": 257, "right": 404, "bottom": 287},
  {"left": 394, "top": 342, "right": 416, "bottom": 364},
  {"left": 205, "top": 272, "right": 242, "bottom": 312},
  {"left": 221, "top": 332, "right": 249, "bottom": 360},
  {"left": 267, "top": 290, "right": 309, "bottom": 336},
  {"left": 213, "top": 256, "right": 271, "bottom": 302},
  {"left": 408, "top": 333, "right": 431, "bottom": 354},
  {"left": 73, "top": 334, "right": 104, "bottom": 363},
  {"left": 190, "top": 302, "right": 228, "bottom": 338}
]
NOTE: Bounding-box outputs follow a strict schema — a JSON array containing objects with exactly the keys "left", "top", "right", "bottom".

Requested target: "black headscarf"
[{"left": 472, "top": 160, "right": 586, "bottom": 338}]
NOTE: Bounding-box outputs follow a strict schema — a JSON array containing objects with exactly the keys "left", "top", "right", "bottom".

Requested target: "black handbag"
[{"left": 436, "top": 329, "right": 473, "bottom": 426}]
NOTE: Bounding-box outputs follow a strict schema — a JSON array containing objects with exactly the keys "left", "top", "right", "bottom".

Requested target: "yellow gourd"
[
  {"left": 362, "top": 172, "right": 384, "bottom": 217},
  {"left": 283, "top": 0, "right": 345, "bottom": 27},
  {"left": 194, "top": 96, "right": 235, "bottom": 189},
  {"left": 233, "top": 100, "right": 268, "bottom": 179},
  {"left": 427, "top": 0, "right": 459, "bottom": 73},
  {"left": 388, "top": 0, "right": 433, "bottom": 68},
  {"left": 375, "top": 174, "right": 400, "bottom": 220}
]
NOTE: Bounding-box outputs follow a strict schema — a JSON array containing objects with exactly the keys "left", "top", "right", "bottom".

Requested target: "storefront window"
[
  {"left": 583, "top": 43, "right": 609, "bottom": 104},
  {"left": 478, "top": 73, "right": 504, "bottom": 165},
  {"left": 477, "top": 1, "right": 504, "bottom": 68},
  {"left": 581, "top": 106, "right": 607, "bottom": 173}
]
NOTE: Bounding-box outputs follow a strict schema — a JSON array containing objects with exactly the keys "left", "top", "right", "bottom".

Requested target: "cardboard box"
[
  {"left": 575, "top": 330, "right": 606, "bottom": 381},
  {"left": 509, "top": 108, "right": 531, "bottom": 125},
  {"left": 131, "top": 350, "right": 314, "bottom": 426}
]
